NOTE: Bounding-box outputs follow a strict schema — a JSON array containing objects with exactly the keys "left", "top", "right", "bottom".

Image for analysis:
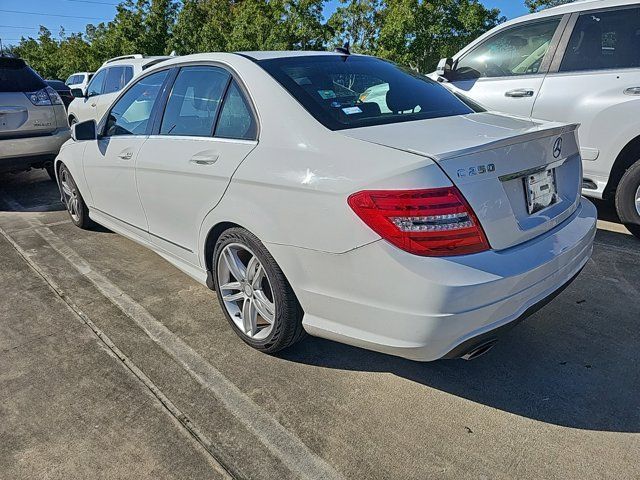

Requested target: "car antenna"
[{"left": 334, "top": 41, "right": 350, "bottom": 56}]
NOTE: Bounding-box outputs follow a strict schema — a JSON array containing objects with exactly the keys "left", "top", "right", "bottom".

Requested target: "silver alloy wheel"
[
  {"left": 635, "top": 184, "right": 640, "bottom": 216},
  {"left": 60, "top": 168, "right": 81, "bottom": 223},
  {"left": 217, "top": 243, "right": 276, "bottom": 340}
]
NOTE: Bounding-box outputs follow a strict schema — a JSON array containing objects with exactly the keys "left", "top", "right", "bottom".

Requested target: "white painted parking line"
[
  {"left": 28, "top": 223, "right": 344, "bottom": 480},
  {"left": 0, "top": 224, "right": 232, "bottom": 479}
]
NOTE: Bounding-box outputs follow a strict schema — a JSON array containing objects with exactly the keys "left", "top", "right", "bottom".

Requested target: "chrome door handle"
[
  {"left": 624, "top": 87, "right": 640, "bottom": 96},
  {"left": 118, "top": 151, "right": 133, "bottom": 160},
  {"left": 505, "top": 89, "right": 534, "bottom": 98}
]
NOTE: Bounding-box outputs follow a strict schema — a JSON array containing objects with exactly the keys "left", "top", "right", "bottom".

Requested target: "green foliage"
[
  {"left": 525, "top": 0, "right": 574, "bottom": 13},
  {"left": 11, "top": 0, "right": 509, "bottom": 80}
]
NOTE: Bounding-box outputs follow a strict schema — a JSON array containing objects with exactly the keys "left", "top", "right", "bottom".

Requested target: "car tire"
[
  {"left": 69, "top": 116, "right": 77, "bottom": 126},
  {"left": 58, "top": 164, "right": 93, "bottom": 229},
  {"left": 615, "top": 160, "right": 640, "bottom": 239},
  {"left": 213, "top": 227, "right": 306, "bottom": 354},
  {"left": 45, "top": 164, "right": 56, "bottom": 182}
]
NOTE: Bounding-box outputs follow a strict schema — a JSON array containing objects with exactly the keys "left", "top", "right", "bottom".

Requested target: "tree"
[
  {"left": 525, "top": 0, "right": 575, "bottom": 13},
  {"left": 328, "top": 0, "right": 382, "bottom": 54},
  {"left": 378, "top": 0, "right": 503, "bottom": 72},
  {"left": 171, "top": 0, "right": 233, "bottom": 54}
]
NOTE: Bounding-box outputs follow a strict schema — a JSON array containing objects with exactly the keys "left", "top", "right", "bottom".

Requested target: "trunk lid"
[{"left": 341, "top": 112, "right": 582, "bottom": 251}]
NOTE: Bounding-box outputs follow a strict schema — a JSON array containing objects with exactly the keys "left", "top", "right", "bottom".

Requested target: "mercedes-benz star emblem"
[{"left": 553, "top": 137, "right": 563, "bottom": 159}]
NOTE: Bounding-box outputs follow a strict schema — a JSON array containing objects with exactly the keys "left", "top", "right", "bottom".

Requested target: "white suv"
[
  {"left": 67, "top": 54, "right": 171, "bottom": 125},
  {"left": 64, "top": 72, "right": 93, "bottom": 95},
  {"left": 433, "top": 0, "right": 640, "bottom": 238}
]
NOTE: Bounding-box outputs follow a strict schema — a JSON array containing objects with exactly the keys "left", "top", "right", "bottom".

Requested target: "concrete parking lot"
[{"left": 1, "top": 169, "right": 639, "bottom": 480}]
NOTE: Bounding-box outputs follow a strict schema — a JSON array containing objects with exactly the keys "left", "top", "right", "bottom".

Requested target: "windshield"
[{"left": 257, "top": 55, "right": 474, "bottom": 130}]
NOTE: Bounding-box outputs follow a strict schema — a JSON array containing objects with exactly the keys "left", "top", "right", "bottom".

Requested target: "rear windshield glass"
[
  {"left": 0, "top": 58, "right": 45, "bottom": 92},
  {"left": 257, "top": 55, "right": 474, "bottom": 130}
]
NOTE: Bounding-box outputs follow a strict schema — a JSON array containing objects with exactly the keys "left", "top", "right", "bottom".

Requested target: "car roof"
[
  {"left": 500, "top": 0, "right": 637, "bottom": 26},
  {"left": 237, "top": 50, "right": 356, "bottom": 61},
  {"left": 99, "top": 55, "right": 172, "bottom": 69}
]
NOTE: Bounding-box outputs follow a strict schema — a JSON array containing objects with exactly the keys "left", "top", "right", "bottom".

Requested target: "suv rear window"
[
  {"left": 257, "top": 55, "right": 473, "bottom": 130},
  {"left": 0, "top": 58, "right": 45, "bottom": 92}
]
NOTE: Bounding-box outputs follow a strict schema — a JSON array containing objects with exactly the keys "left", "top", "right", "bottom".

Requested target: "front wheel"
[
  {"left": 213, "top": 227, "right": 305, "bottom": 353},
  {"left": 58, "top": 164, "right": 93, "bottom": 229},
  {"left": 615, "top": 160, "right": 640, "bottom": 239}
]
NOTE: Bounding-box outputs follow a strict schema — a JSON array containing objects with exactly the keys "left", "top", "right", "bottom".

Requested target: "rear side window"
[
  {"left": 454, "top": 19, "right": 561, "bottom": 79},
  {"left": 87, "top": 69, "right": 107, "bottom": 96},
  {"left": 160, "top": 66, "right": 230, "bottom": 137},
  {"left": 215, "top": 81, "right": 257, "bottom": 140},
  {"left": 123, "top": 67, "right": 133, "bottom": 85},
  {"left": 104, "top": 70, "right": 169, "bottom": 137},
  {"left": 103, "top": 66, "right": 126, "bottom": 94},
  {"left": 560, "top": 7, "right": 640, "bottom": 72},
  {"left": 258, "top": 55, "right": 472, "bottom": 130},
  {"left": 0, "top": 58, "right": 45, "bottom": 92}
]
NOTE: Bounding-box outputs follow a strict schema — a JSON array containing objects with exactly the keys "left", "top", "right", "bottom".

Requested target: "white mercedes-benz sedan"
[{"left": 55, "top": 51, "right": 597, "bottom": 361}]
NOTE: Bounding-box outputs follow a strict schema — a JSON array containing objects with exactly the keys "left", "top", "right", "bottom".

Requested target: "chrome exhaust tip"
[{"left": 461, "top": 340, "right": 497, "bottom": 361}]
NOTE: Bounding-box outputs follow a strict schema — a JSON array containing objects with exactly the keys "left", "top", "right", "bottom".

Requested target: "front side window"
[
  {"left": 87, "top": 69, "right": 107, "bottom": 96},
  {"left": 104, "top": 70, "right": 168, "bottom": 137},
  {"left": 560, "top": 8, "right": 640, "bottom": 72},
  {"left": 258, "top": 55, "right": 473, "bottom": 130},
  {"left": 103, "top": 66, "right": 126, "bottom": 95},
  {"left": 214, "top": 81, "right": 257, "bottom": 140},
  {"left": 160, "top": 66, "right": 230, "bottom": 137},
  {"left": 454, "top": 19, "right": 561, "bottom": 80}
]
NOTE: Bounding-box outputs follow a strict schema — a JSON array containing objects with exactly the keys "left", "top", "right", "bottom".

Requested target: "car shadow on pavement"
[
  {"left": 0, "top": 170, "right": 66, "bottom": 213},
  {"left": 280, "top": 213, "right": 639, "bottom": 434},
  {"left": 280, "top": 301, "right": 639, "bottom": 434}
]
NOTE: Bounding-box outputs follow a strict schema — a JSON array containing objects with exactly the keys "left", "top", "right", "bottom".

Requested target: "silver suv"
[{"left": 0, "top": 57, "right": 70, "bottom": 179}]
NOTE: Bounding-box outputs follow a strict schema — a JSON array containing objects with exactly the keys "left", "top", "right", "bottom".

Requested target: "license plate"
[{"left": 524, "top": 168, "right": 558, "bottom": 214}]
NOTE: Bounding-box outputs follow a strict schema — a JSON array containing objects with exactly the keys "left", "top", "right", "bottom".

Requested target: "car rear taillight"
[
  {"left": 348, "top": 187, "right": 490, "bottom": 257},
  {"left": 24, "top": 86, "right": 62, "bottom": 106}
]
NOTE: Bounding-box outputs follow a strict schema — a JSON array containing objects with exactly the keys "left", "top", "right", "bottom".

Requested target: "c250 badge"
[{"left": 457, "top": 163, "right": 495, "bottom": 178}]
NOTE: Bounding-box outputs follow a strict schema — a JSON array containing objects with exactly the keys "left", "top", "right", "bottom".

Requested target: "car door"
[
  {"left": 445, "top": 17, "right": 566, "bottom": 117},
  {"left": 75, "top": 68, "right": 107, "bottom": 121},
  {"left": 136, "top": 65, "right": 258, "bottom": 264},
  {"left": 82, "top": 69, "right": 170, "bottom": 241},
  {"left": 533, "top": 5, "right": 640, "bottom": 193}
]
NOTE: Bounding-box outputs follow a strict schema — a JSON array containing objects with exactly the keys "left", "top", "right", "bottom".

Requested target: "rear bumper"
[
  {"left": 268, "top": 197, "right": 597, "bottom": 361},
  {"left": 0, "top": 128, "right": 70, "bottom": 172}
]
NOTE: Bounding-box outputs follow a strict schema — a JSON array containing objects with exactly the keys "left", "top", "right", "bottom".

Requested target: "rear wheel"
[
  {"left": 58, "top": 164, "right": 93, "bottom": 229},
  {"left": 213, "top": 227, "right": 305, "bottom": 353},
  {"left": 615, "top": 160, "right": 640, "bottom": 239}
]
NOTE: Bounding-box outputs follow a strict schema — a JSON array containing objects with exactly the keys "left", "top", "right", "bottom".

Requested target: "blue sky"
[{"left": 0, "top": 0, "right": 529, "bottom": 47}]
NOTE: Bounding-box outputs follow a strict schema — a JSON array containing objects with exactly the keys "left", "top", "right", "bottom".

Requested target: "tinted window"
[
  {"left": 103, "top": 66, "right": 126, "bottom": 94},
  {"left": 65, "top": 75, "right": 74, "bottom": 85},
  {"left": 258, "top": 55, "right": 472, "bottom": 130},
  {"left": 454, "top": 19, "right": 561, "bottom": 79},
  {"left": 87, "top": 69, "right": 107, "bottom": 96},
  {"left": 104, "top": 70, "right": 168, "bottom": 137},
  {"left": 160, "top": 66, "right": 230, "bottom": 136},
  {"left": 215, "top": 81, "right": 257, "bottom": 140},
  {"left": 560, "top": 8, "right": 640, "bottom": 72},
  {"left": 0, "top": 58, "right": 45, "bottom": 92},
  {"left": 123, "top": 66, "right": 133, "bottom": 85}
]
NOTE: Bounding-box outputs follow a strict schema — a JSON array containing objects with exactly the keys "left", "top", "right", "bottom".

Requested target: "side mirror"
[
  {"left": 71, "top": 120, "right": 97, "bottom": 142},
  {"left": 70, "top": 88, "right": 85, "bottom": 98},
  {"left": 436, "top": 58, "right": 454, "bottom": 80}
]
